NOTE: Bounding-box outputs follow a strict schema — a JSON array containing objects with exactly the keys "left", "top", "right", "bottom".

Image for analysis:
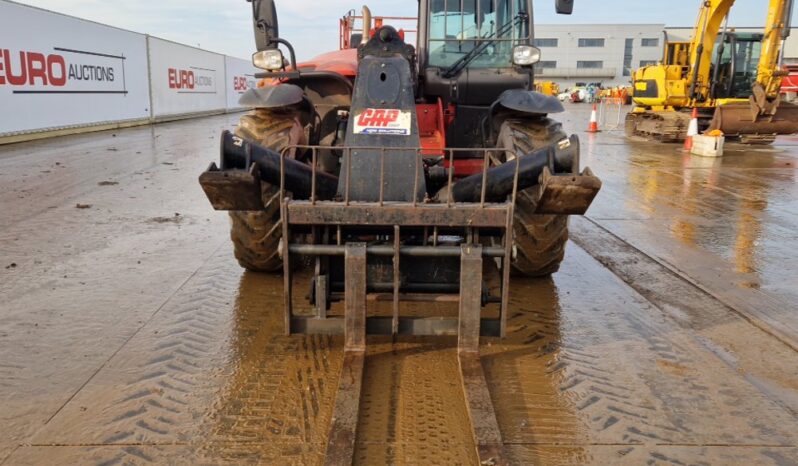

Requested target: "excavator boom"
[
  {"left": 688, "top": 0, "right": 736, "bottom": 102},
  {"left": 758, "top": 0, "right": 793, "bottom": 96}
]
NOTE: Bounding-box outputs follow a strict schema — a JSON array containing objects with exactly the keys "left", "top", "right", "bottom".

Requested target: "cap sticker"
[{"left": 353, "top": 108, "right": 412, "bottom": 136}]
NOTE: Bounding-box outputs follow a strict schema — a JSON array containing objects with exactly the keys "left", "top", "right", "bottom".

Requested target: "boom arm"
[
  {"left": 687, "top": 0, "right": 736, "bottom": 101},
  {"left": 757, "top": 0, "right": 794, "bottom": 97}
]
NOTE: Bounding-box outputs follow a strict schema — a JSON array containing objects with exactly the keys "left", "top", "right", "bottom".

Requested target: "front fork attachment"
[{"left": 533, "top": 166, "right": 602, "bottom": 215}]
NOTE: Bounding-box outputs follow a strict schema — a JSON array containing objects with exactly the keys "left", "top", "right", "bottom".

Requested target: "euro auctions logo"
[
  {"left": 0, "top": 47, "right": 126, "bottom": 94},
  {"left": 353, "top": 108, "right": 412, "bottom": 136},
  {"left": 233, "top": 75, "right": 255, "bottom": 93},
  {"left": 168, "top": 67, "right": 216, "bottom": 93}
]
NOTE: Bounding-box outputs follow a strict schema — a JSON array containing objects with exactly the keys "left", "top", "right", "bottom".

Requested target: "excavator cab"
[{"left": 711, "top": 33, "right": 764, "bottom": 100}]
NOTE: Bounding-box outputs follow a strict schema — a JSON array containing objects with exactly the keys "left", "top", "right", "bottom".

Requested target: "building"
[
  {"left": 533, "top": 24, "right": 798, "bottom": 89},
  {"left": 532, "top": 24, "right": 666, "bottom": 88}
]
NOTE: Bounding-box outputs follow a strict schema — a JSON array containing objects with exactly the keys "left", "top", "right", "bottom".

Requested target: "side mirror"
[
  {"left": 251, "top": 0, "right": 279, "bottom": 51},
  {"left": 555, "top": 0, "right": 574, "bottom": 15}
]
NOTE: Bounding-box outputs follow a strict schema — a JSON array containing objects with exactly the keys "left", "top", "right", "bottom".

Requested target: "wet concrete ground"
[{"left": 1, "top": 106, "right": 797, "bottom": 465}]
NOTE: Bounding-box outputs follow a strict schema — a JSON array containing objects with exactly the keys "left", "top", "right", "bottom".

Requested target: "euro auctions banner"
[
  {"left": 148, "top": 37, "right": 226, "bottom": 118},
  {"left": 224, "top": 56, "right": 259, "bottom": 111},
  {"left": 0, "top": 1, "right": 150, "bottom": 135}
]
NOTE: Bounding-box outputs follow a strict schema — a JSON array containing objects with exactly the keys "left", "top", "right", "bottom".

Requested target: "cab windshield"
[
  {"left": 712, "top": 33, "right": 762, "bottom": 99},
  {"left": 428, "top": 0, "right": 530, "bottom": 69}
]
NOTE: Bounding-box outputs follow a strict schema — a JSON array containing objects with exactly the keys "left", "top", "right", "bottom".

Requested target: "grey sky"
[{"left": 14, "top": 0, "right": 798, "bottom": 60}]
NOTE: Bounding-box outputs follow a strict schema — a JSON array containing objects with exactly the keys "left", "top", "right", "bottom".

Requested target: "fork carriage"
[
  {"left": 200, "top": 133, "right": 597, "bottom": 338},
  {"left": 202, "top": 139, "right": 537, "bottom": 465},
  {"left": 281, "top": 144, "right": 521, "bottom": 340}
]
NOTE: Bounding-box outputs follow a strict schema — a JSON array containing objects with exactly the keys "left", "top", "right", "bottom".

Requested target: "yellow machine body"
[{"left": 627, "top": 0, "right": 798, "bottom": 144}]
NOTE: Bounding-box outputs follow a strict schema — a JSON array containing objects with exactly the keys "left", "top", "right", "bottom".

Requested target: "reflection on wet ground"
[
  {"left": 561, "top": 105, "right": 798, "bottom": 344},
  {"left": 1, "top": 110, "right": 797, "bottom": 464}
]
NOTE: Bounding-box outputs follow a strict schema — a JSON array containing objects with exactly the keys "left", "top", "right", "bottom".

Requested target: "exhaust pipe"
[
  {"left": 361, "top": 5, "right": 372, "bottom": 46},
  {"left": 442, "top": 135, "right": 580, "bottom": 203}
]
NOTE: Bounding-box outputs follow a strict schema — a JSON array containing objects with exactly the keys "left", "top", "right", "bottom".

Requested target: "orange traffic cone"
[
  {"left": 684, "top": 107, "right": 699, "bottom": 151},
  {"left": 587, "top": 104, "right": 599, "bottom": 133}
]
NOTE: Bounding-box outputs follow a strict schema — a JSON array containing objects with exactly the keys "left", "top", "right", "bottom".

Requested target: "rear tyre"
[
  {"left": 497, "top": 118, "right": 569, "bottom": 277},
  {"left": 229, "top": 108, "right": 304, "bottom": 272}
]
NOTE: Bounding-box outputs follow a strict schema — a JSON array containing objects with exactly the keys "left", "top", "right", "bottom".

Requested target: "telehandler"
[{"left": 199, "top": 1, "right": 600, "bottom": 462}]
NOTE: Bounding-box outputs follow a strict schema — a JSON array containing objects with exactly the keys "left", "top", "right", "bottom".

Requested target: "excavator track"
[{"left": 624, "top": 111, "right": 691, "bottom": 142}]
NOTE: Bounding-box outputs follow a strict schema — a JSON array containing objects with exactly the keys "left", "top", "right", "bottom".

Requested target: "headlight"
[
  {"left": 253, "top": 49, "right": 284, "bottom": 71},
  {"left": 513, "top": 45, "right": 541, "bottom": 66}
]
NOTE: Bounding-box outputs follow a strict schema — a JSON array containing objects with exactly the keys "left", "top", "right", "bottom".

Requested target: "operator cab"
[
  {"left": 425, "top": 0, "right": 530, "bottom": 69},
  {"left": 710, "top": 32, "right": 764, "bottom": 100},
  {"left": 418, "top": 0, "right": 540, "bottom": 147},
  {"left": 420, "top": 0, "right": 536, "bottom": 104}
]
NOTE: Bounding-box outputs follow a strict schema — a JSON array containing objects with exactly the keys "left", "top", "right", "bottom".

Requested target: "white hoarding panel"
[
  {"left": 0, "top": 1, "right": 150, "bottom": 136},
  {"left": 148, "top": 37, "right": 226, "bottom": 118},
  {"left": 224, "top": 56, "right": 259, "bottom": 110}
]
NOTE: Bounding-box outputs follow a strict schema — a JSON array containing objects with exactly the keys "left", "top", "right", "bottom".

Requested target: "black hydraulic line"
[
  {"left": 728, "top": 35, "right": 739, "bottom": 98},
  {"left": 219, "top": 130, "right": 339, "bottom": 200},
  {"left": 449, "top": 135, "right": 579, "bottom": 203},
  {"left": 710, "top": 18, "right": 729, "bottom": 100},
  {"left": 689, "top": 4, "right": 712, "bottom": 102},
  {"left": 689, "top": 42, "right": 705, "bottom": 101}
]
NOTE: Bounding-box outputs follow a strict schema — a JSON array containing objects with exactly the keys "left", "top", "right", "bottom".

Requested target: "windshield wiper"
[{"left": 441, "top": 12, "right": 526, "bottom": 79}]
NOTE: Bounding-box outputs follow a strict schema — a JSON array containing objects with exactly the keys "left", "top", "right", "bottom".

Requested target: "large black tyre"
[
  {"left": 229, "top": 109, "right": 303, "bottom": 272},
  {"left": 497, "top": 118, "right": 570, "bottom": 277}
]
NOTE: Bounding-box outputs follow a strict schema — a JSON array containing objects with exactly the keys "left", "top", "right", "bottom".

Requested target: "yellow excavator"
[
  {"left": 627, "top": 0, "right": 798, "bottom": 144},
  {"left": 535, "top": 81, "right": 560, "bottom": 97}
]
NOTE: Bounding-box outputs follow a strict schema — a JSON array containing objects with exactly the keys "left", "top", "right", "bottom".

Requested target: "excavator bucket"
[{"left": 708, "top": 101, "right": 798, "bottom": 144}]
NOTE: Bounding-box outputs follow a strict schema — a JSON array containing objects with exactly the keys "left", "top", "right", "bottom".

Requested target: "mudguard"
[
  {"left": 238, "top": 83, "right": 306, "bottom": 108},
  {"left": 487, "top": 89, "right": 566, "bottom": 144},
  {"left": 489, "top": 89, "right": 565, "bottom": 117}
]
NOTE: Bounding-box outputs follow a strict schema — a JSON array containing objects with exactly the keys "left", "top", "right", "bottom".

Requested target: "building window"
[
  {"left": 639, "top": 60, "right": 658, "bottom": 67},
  {"left": 578, "top": 38, "right": 605, "bottom": 47},
  {"left": 577, "top": 60, "right": 604, "bottom": 69},
  {"left": 537, "top": 60, "right": 557, "bottom": 68},
  {"left": 641, "top": 38, "right": 659, "bottom": 47},
  {"left": 533, "top": 38, "right": 558, "bottom": 47},
  {"left": 623, "top": 38, "right": 633, "bottom": 76}
]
